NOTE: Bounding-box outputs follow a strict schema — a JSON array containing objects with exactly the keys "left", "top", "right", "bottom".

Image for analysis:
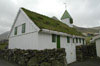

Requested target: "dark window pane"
[
  {"left": 22, "top": 23, "right": 26, "bottom": 33},
  {"left": 76, "top": 38, "right": 78, "bottom": 43},
  {"left": 73, "top": 38, "right": 74, "bottom": 43},
  {"left": 67, "top": 36, "right": 70, "bottom": 43},
  {"left": 14, "top": 27, "right": 17, "bottom": 35},
  {"left": 52, "top": 34, "right": 56, "bottom": 42},
  {"left": 79, "top": 38, "right": 81, "bottom": 43}
]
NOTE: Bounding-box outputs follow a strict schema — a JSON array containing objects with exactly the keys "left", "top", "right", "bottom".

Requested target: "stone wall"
[
  {"left": 76, "top": 44, "right": 97, "bottom": 61},
  {"left": 0, "top": 48, "right": 67, "bottom": 66}
]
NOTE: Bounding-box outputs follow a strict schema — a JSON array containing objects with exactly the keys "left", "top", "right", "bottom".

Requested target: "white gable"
[
  {"left": 9, "top": 9, "right": 40, "bottom": 49},
  {"left": 9, "top": 9, "right": 40, "bottom": 38}
]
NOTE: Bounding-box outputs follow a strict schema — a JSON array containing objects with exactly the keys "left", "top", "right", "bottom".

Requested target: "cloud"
[
  {"left": 0, "top": 0, "right": 100, "bottom": 34},
  {"left": 0, "top": 26, "right": 10, "bottom": 33},
  {"left": 68, "top": 0, "right": 100, "bottom": 27},
  {"left": 0, "top": 0, "right": 19, "bottom": 34}
]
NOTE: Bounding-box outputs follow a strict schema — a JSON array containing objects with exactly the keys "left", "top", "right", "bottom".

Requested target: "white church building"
[{"left": 8, "top": 8, "right": 86, "bottom": 64}]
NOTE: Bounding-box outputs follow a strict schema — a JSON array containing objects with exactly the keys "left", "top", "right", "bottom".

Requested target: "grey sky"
[{"left": 0, "top": 0, "right": 100, "bottom": 34}]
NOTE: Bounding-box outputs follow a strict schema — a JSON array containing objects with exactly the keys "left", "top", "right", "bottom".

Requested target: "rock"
[{"left": 27, "top": 57, "right": 38, "bottom": 66}]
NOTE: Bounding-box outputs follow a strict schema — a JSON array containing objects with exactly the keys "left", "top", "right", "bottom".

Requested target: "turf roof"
[{"left": 22, "top": 8, "right": 83, "bottom": 36}]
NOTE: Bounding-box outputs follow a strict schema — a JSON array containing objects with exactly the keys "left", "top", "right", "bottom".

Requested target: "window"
[
  {"left": 67, "top": 36, "right": 70, "bottom": 43},
  {"left": 83, "top": 39, "right": 85, "bottom": 44},
  {"left": 76, "top": 38, "right": 78, "bottom": 43},
  {"left": 22, "top": 23, "right": 26, "bottom": 33},
  {"left": 73, "top": 38, "right": 74, "bottom": 43},
  {"left": 79, "top": 38, "right": 81, "bottom": 43},
  {"left": 14, "top": 27, "right": 17, "bottom": 35},
  {"left": 52, "top": 34, "right": 56, "bottom": 42}
]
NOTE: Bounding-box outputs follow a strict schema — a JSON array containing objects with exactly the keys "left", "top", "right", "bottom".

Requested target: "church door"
[{"left": 57, "top": 35, "right": 60, "bottom": 48}]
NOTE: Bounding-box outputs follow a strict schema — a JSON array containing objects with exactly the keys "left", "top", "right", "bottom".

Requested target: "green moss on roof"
[{"left": 22, "top": 8, "right": 83, "bottom": 36}]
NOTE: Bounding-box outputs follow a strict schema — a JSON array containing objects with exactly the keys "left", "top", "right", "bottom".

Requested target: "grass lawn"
[{"left": 0, "top": 42, "right": 8, "bottom": 50}]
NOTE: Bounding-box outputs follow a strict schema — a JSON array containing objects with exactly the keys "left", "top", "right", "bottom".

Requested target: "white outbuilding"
[
  {"left": 92, "top": 35, "right": 100, "bottom": 57},
  {"left": 8, "top": 8, "right": 86, "bottom": 64}
]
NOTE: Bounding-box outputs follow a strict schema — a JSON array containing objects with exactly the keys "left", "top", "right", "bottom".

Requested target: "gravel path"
[
  {"left": 68, "top": 58, "right": 100, "bottom": 66},
  {"left": 0, "top": 58, "right": 100, "bottom": 66}
]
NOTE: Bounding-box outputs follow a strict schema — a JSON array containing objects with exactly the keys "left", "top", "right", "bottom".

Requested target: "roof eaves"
[{"left": 40, "top": 29, "right": 85, "bottom": 38}]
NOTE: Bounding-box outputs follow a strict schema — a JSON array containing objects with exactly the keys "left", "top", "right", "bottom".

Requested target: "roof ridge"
[{"left": 21, "top": 8, "right": 54, "bottom": 20}]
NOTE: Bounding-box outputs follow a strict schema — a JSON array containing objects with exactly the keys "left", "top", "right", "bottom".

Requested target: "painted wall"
[
  {"left": 10, "top": 10, "right": 38, "bottom": 37},
  {"left": 61, "top": 18, "right": 73, "bottom": 27},
  {"left": 38, "top": 32, "right": 56, "bottom": 50},
  {"left": 9, "top": 9, "right": 39, "bottom": 49},
  {"left": 96, "top": 39, "right": 100, "bottom": 57},
  {"left": 61, "top": 36, "right": 76, "bottom": 64},
  {"left": 9, "top": 32, "right": 38, "bottom": 49}
]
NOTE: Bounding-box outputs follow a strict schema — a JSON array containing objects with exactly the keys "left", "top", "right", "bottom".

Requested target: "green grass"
[
  {"left": 22, "top": 8, "right": 83, "bottom": 36},
  {"left": 0, "top": 43, "right": 8, "bottom": 50},
  {"left": 85, "top": 36, "right": 93, "bottom": 45}
]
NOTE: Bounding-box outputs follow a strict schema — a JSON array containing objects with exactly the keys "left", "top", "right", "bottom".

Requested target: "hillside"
[
  {"left": 73, "top": 25, "right": 99, "bottom": 34},
  {"left": 0, "top": 31, "right": 10, "bottom": 41},
  {"left": 92, "top": 26, "right": 100, "bottom": 30}
]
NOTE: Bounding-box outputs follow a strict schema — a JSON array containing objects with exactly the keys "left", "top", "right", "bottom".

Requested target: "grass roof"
[{"left": 22, "top": 8, "right": 83, "bottom": 36}]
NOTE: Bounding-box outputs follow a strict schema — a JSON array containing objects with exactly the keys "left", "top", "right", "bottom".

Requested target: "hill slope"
[
  {"left": 0, "top": 31, "right": 10, "bottom": 41},
  {"left": 92, "top": 26, "right": 100, "bottom": 30},
  {"left": 73, "top": 25, "right": 99, "bottom": 34}
]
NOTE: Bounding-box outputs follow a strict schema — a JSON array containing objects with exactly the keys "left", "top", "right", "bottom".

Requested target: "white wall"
[
  {"left": 61, "top": 18, "right": 73, "bottom": 27},
  {"left": 96, "top": 39, "right": 100, "bottom": 57},
  {"left": 61, "top": 36, "right": 76, "bottom": 64},
  {"left": 38, "top": 32, "right": 56, "bottom": 50},
  {"left": 10, "top": 10, "right": 38, "bottom": 37},
  {"left": 9, "top": 32, "right": 38, "bottom": 49},
  {"left": 9, "top": 9, "right": 39, "bottom": 49}
]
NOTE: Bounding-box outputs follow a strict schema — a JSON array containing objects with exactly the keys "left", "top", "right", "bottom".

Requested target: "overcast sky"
[{"left": 0, "top": 0, "right": 100, "bottom": 34}]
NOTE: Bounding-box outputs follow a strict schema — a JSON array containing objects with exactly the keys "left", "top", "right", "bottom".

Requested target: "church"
[{"left": 8, "top": 7, "right": 86, "bottom": 64}]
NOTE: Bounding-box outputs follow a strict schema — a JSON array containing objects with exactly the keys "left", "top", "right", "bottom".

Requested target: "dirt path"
[
  {"left": 0, "top": 58, "right": 100, "bottom": 66},
  {"left": 68, "top": 58, "right": 100, "bottom": 66},
  {"left": 0, "top": 58, "right": 18, "bottom": 66}
]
